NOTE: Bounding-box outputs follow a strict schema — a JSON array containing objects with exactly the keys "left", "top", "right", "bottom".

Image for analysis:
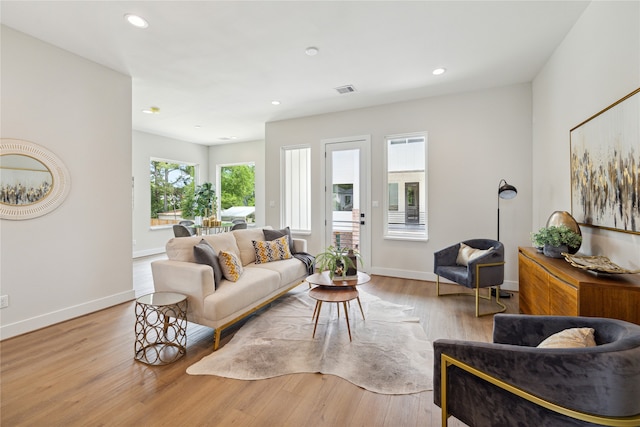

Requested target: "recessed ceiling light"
[
  {"left": 432, "top": 68, "right": 447, "bottom": 76},
  {"left": 230, "top": 136, "right": 238, "bottom": 140},
  {"left": 271, "top": 100, "right": 281, "bottom": 106},
  {"left": 142, "top": 106, "right": 160, "bottom": 114},
  {"left": 305, "top": 47, "right": 319, "bottom": 56},
  {"left": 124, "top": 14, "right": 149, "bottom": 29}
]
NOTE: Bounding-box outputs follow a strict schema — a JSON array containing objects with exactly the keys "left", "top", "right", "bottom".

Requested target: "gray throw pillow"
[
  {"left": 263, "top": 226, "right": 296, "bottom": 254},
  {"left": 193, "top": 239, "right": 223, "bottom": 288}
]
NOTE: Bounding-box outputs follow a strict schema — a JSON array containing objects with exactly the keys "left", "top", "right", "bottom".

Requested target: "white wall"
[
  {"left": 532, "top": 1, "right": 640, "bottom": 270},
  {"left": 0, "top": 26, "right": 133, "bottom": 339},
  {"left": 207, "top": 140, "right": 266, "bottom": 227},
  {"left": 266, "top": 83, "right": 533, "bottom": 288},
  {"left": 132, "top": 130, "right": 209, "bottom": 257}
]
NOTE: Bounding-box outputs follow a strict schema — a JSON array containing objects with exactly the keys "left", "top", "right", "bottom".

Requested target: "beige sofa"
[{"left": 151, "top": 227, "right": 308, "bottom": 350}]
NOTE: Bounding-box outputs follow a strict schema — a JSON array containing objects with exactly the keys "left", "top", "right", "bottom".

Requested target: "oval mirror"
[{"left": 1, "top": 139, "right": 71, "bottom": 220}]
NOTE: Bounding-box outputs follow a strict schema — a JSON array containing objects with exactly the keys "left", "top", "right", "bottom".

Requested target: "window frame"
[{"left": 383, "top": 132, "right": 428, "bottom": 241}]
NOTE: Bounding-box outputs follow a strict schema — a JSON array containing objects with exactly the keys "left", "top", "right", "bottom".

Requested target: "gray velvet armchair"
[
  {"left": 434, "top": 239, "right": 506, "bottom": 317},
  {"left": 434, "top": 314, "right": 640, "bottom": 427}
]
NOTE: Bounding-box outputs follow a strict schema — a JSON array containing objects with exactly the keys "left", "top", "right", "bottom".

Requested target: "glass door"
[{"left": 324, "top": 137, "right": 369, "bottom": 271}]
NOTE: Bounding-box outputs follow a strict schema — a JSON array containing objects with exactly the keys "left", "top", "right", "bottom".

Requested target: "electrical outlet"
[{"left": 0, "top": 295, "right": 8, "bottom": 308}]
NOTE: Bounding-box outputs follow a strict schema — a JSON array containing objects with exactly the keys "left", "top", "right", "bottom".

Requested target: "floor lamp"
[{"left": 495, "top": 179, "right": 517, "bottom": 298}]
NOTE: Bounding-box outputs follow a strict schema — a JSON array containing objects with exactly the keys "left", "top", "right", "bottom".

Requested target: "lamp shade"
[{"left": 498, "top": 180, "right": 517, "bottom": 200}]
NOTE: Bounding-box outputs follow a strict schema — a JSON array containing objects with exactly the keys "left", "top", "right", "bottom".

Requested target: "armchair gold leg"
[{"left": 436, "top": 262, "right": 507, "bottom": 317}]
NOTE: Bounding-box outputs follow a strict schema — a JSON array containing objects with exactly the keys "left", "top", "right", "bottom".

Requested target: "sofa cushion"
[
  {"left": 247, "top": 258, "right": 307, "bottom": 285},
  {"left": 193, "top": 239, "right": 223, "bottom": 288},
  {"left": 166, "top": 232, "right": 240, "bottom": 263},
  {"left": 537, "top": 327, "right": 597, "bottom": 349},
  {"left": 263, "top": 227, "right": 296, "bottom": 254},
  {"left": 203, "top": 267, "right": 282, "bottom": 322},
  {"left": 252, "top": 236, "right": 292, "bottom": 264},
  {"left": 456, "top": 242, "right": 494, "bottom": 266},
  {"left": 218, "top": 250, "right": 244, "bottom": 282},
  {"left": 232, "top": 227, "right": 271, "bottom": 266}
]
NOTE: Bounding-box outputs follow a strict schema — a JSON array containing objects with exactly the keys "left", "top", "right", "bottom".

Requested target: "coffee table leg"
[
  {"left": 356, "top": 297, "right": 365, "bottom": 320},
  {"left": 312, "top": 300, "right": 320, "bottom": 320},
  {"left": 312, "top": 301, "right": 323, "bottom": 338},
  {"left": 343, "top": 301, "right": 352, "bottom": 341}
]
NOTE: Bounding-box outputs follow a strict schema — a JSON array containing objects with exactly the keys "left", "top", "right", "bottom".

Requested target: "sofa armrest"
[
  {"left": 292, "top": 238, "right": 307, "bottom": 253},
  {"left": 151, "top": 259, "right": 215, "bottom": 320}
]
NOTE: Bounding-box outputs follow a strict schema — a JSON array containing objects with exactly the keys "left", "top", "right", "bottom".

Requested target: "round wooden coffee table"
[{"left": 306, "top": 271, "right": 371, "bottom": 341}]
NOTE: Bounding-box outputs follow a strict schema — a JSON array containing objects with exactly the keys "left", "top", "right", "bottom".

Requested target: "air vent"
[{"left": 335, "top": 85, "right": 356, "bottom": 94}]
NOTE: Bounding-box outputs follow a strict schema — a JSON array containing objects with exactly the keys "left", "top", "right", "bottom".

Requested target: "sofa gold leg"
[{"left": 213, "top": 329, "right": 221, "bottom": 351}]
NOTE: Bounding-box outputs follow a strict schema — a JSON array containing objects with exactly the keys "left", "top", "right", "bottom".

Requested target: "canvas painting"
[{"left": 570, "top": 88, "right": 640, "bottom": 235}]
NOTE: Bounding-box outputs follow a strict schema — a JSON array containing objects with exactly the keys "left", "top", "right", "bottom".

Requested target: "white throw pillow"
[
  {"left": 456, "top": 242, "right": 494, "bottom": 266},
  {"left": 537, "top": 327, "right": 596, "bottom": 349}
]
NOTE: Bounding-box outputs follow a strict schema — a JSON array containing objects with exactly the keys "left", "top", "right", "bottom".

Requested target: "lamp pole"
[{"left": 496, "top": 179, "right": 517, "bottom": 299}]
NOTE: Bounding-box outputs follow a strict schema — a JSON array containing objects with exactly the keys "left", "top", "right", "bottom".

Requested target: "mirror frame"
[{"left": 1, "top": 138, "right": 71, "bottom": 220}]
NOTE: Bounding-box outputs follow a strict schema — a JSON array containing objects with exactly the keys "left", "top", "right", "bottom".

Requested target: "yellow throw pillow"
[
  {"left": 218, "top": 250, "right": 244, "bottom": 282},
  {"left": 537, "top": 327, "right": 596, "bottom": 349},
  {"left": 252, "top": 236, "right": 292, "bottom": 264}
]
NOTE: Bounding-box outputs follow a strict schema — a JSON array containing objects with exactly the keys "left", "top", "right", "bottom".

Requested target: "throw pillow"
[
  {"left": 537, "top": 327, "right": 596, "bottom": 349},
  {"left": 193, "top": 239, "right": 223, "bottom": 288},
  {"left": 218, "top": 250, "right": 244, "bottom": 282},
  {"left": 252, "top": 236, "right": 293, "bottom": 264},
  {"left": 456, "top": 242, "right": 494, "bottom": 266},
  {"left": 263, "top": 226, "right": 296, "bottom": 254}
]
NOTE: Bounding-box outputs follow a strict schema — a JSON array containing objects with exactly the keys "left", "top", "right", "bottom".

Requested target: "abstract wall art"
[{"left": 570, "top": 88, "right": 640, "bottom": 235}]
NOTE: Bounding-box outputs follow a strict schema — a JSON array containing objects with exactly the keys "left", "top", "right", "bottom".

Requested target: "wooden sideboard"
[{"left": 518, "top": 247, "right": 640, "bottom": 325}]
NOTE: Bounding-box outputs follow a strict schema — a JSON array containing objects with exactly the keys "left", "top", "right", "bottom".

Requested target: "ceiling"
[{"left": 1, "top": 1, "right": 589, "bottom": 145}]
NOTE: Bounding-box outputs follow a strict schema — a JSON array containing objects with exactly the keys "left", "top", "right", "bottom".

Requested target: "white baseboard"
[
  {"left": 133, "top": 247, "right": 165, "bottom": 258},
  {"left": 0, "top": 290, "right": 136, "bottom": 340},
  {"left": 369, "top": 267, "right": 519, "bottom": 292}
]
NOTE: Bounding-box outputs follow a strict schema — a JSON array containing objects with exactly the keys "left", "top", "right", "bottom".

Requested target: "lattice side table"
[{"left": 134, "top": 292, "right": 187, "bottom": 365}]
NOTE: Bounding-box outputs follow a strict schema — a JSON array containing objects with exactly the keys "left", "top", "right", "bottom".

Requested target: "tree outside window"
[
  {"left": 150, "top": 160, "right": 196, "bottom": 226},
  {"left": 220, "top": 163, "right": 255, "bottom": 209}
]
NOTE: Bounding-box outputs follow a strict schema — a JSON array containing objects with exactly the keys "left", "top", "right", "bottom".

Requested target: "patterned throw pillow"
[
  {"left": 252, "top": 236, "right": 292, "bottom": 264},
  {"left": 263, "top": 226, "right": 296, "bottom": 254},
  {"left": 218, "top": 250, "right": 244, "bottom": 282}
]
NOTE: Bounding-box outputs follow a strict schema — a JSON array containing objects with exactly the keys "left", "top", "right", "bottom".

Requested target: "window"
[
  {"left": 149, "top": 159, "right": 197, "bottom": 227},
  {"left": 385, "top": 133, "right": 427, "bottom": 239},
  {"left": 282, "top": 146, "right": 311, "bottom": 232},
  {"left": 219, "top": 163, "right": 256, "bottom": 223}
]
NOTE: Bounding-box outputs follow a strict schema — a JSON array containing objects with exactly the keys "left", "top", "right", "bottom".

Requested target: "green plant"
[
  {"left": 315, "top": 246, "right": 362, "bottom": 278},
  {"left": 531, "top": 225, "right": 582, "bottom": 249},
  {"left": 193, "top": 182, "right": 217, "bottom": 217}
]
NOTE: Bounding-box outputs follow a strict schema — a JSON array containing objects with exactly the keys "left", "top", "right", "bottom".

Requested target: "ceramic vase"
[{"left": 543, "top": 244, "right": 568, "bottom": 258}]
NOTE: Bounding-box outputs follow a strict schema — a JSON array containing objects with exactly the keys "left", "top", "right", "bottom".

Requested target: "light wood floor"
[{"left": 1, "top": 256, "right": 518, "bottom": 427}]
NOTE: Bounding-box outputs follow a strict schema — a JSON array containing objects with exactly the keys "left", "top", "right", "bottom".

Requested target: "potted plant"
[
  {"left": 194, "top": 182, "right": 217, "bottom": 220},
  {"left": 315, "top": 246, "right": 362, "bottom": 279},
  {"left": 531, "top": 225, "right": 582, "bottom": 258}
]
